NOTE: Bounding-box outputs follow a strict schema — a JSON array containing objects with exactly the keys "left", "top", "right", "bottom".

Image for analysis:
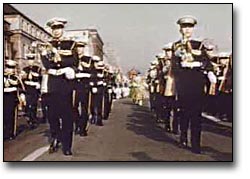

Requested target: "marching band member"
[
  {"left": 39, "top": 17, "right": 77, "bottom": 156},
  {"left": 22, "top": 53, "right": 42, "bottom": 129},
  {"left": 217, "top": 52, "right": 232, "bottom": 121},
  {"left": 73, "top": 40, "right": 92, "bottom": 137},
  {"left": 89, "top": 55, "right": 105, "bottom": 126},
  {"left": 172, "top": 15, "right": 213, "bottom": 154},
  {"left": 203, "top": 44, "right": 219, "bottom": 118},
  {"left": 161, "top": 43, "right": 178, "bottom": 133},
  {"left": 4, "top": 59, "right": 25, "bottom": 140},
  {"left": 103, "top": 64, "right": 115, "bottom": 120},
  {"left": 155, "top": 53, "right": 165, "bottom": 122},
  {"left": 146, "top": 60, "right": 158, "bottom": 112}
]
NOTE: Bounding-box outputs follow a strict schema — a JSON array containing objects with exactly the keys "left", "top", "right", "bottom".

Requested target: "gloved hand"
[{"left": 207, "top": 71, "right": 217, "bottom": 83}]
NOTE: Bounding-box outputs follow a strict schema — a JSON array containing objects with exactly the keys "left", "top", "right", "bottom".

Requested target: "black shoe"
[
  {"left": 179, "top": 141, "right": 188, "bottom": 148},
  {"left": 75, "top": 127, "right": 80, "bottom": 135},
  {"left": 48, "top": 139, "right": 60, "bottom": 153},
  {"left": 96, "top": 122, "right": 103, "bottom": 126},
  {"left": 191, "top": 148, "right": 201, "bottom": 154},
  {"left": 165, "top": 124, "right": 171, "bottom": 133},
  {"left": 79, "top": 130, "right": 88, "bottom": 137},
  {"left": 172, "top": 130, "right": 179, "bottom": 135},
  {"left": 90, "top": 118, "right": 95, "bottom": 124},
  {"left": 28, "top": 120, "right": 38, "bottom": 129},
  {"left": 63, "top": 150, "right": 73, "bottom": 156}
]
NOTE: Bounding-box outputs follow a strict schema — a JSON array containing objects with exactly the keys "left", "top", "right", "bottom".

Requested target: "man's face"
[
  {"left": 76, "top": 46, "right": 85, "bottom": 56},
  {"left": 164, "top": 50, "right": 172, "bottom": 59},
  {"left": 52, "top": 27, "right": 63, "bottom": 39},
  {"left": 5, "top": 68, "right": 15, "bottom": 74},
  {"left": 219, "top": 58, "right": 229, "bottom": 66},
  {"left": 180, "top": 24, "right": 194, "bottom": 39},
  {"left": 27, "top": 59, "right": 34, "bottom": 66},
  {"left": 206, "top": 50, "right": 214, "bottom": 58}
]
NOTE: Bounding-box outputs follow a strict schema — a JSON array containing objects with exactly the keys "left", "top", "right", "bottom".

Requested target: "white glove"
[
  {"left": 36, "top": 83, "right": 41, "bottom": 89},
  {"left": 181, "top": 61, "right": 189, "bottom": 67},
  {"left": 181, "top": 61, "right": 202, "bottom": 68},
  {"left": 207, "top": 71, "right": 217, "bottom": 83},
  {"left": 92, "top": 87, "right": 98, "bottom": 94},
  {"left": 52, "top": 47, "right": 58, "bottom": 54},
  {"left": 64, "top": 67, "right": 75, "bottom": 80},
  {"left": 162, "top": 66, "right": 168, "bottom": 73},
  {"left": 41, "top": 50, "right": 47, "bottom": 56},
  {"left": 19, "top": 93, "right": 26, "bottom": 102},
  {"left": 192, "top": 61, "right": 202, "bottom": 67},
  {"left": 218, "top": 76, "right": 225, "bottom": 81}
]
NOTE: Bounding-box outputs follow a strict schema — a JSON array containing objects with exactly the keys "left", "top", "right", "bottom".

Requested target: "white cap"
[
  {"left": 5, "top": 59, "right": 17, "bottom": 67},
  {"left": 156, "top": 53, "right": 165, "bottom": 59},
  {"left": 150, "top": 60, "right": 159, "bottom": 65},
  {"left": 92, "top": 55, "right": 101, "bottom": 61},
  {"left": 163, "top": 43, "right": 173, "bottom": 50},
  {"left": 177, "top": 15, "right": 197, "bottom": 26},
  {"left": 219, "top": 52, "right": 230, "bottom": 58},
  {"left": 46, "top": 17, "right": 67, "bottom": 28}
]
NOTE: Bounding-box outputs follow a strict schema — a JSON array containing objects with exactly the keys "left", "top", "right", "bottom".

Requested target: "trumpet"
[
  {"left": 174, "top": 37, "right": 194, "bottom": 62},
  {"left": 31, "top": 41, "right": 61, "bottom": 63}
]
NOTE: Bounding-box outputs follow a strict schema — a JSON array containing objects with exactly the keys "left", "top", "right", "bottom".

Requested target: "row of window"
[{"left": 20, "top": 18, "right": 50, "bottom": 41}]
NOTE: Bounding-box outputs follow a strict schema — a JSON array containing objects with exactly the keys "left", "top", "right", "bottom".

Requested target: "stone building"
[
  {"left": 4, "top": 4, "right": 51, "bottom": 70},
  {"left": 66, "top": 29, "right": 104, "bottom": 60}
]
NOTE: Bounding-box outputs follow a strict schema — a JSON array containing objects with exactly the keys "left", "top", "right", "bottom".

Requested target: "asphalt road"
[{"left": 4, "top": 98, "right": 232, "bottom": 161}]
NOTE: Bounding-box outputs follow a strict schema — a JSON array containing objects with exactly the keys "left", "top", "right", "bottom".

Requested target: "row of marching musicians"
[
  {"left": 4, "top": 17, "right": 116, "bottom": 156},
  {"left": 146, "top": 15, "right": 232, "bottom": 154}
]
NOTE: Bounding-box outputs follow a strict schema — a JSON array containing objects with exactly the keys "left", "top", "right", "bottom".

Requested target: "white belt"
[
  {"left": 25, "top": 81, "right": 40, "bottom": 86},
  {"left": 97, "top": 73, "right": 104, "bottom": 78},
  {"left": 218, "top": 76, "right": 225, "bottom": 80},
  {"left": 89, "top": 81, "right": 103, "bottom": 86},
  {"left": 31, "top": 72, "right": 40, "bottom": 77},
  {"left": 108, "top": 89, "right": 113, "bottom": 93},
  {"left": 75, "top": 73, "right": 91, "bottom": 78},
  {"left": 97, "top": 81, "right": 103, "bottom": 85},
  {"left": 4, "top": 87, "right": 17, "bottom": 92},
  {"left": 48, "top": 68, "right": 69, "bottom": 76}
]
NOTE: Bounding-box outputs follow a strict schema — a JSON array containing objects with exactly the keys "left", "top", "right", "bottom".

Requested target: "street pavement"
[{"left": 4, "top": 98, "right": 232, "bottom": 161}]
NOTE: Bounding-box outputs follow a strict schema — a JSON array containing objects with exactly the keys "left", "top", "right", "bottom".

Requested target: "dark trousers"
[
  {"left": 25, "top": 89, "right": 39, "bottom": 124},
  {"left": 103, "top": 88, "right": 113, "bottom": 120},
  {"left": 161, "top": 96, "right": 176, "bottom": 130},
  {"left": 218, "top": 92, "right": 233, "bottom": 121},
  {"left": 47, "top": 92, "right": 73, "bottom": 151},
  {"left": 149, "top": 92, "right": 156, "bottom": 111},
  {"left": 204, "top": 95, "right": 218, "bottom": 115},
  {"left": 75, "top": 85, "right": 89, "bottom": 132},
  {"left": 179, "top": 95, "right": 203, "bottom": 150},
  {"left": 91, "top": 86, "right": 103, "bottom": 125},
  {"left": 155, "top": 93, "right": 162, "bottom": 119},
  {"left": 41, "top": 93, "right": 49, "bottom": 123},
  {"left": 4, "top": 92, "right": 18, "bottom": 139}
]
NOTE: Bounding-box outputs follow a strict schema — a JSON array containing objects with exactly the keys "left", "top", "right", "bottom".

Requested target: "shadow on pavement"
[
  {"left": 202, "top": 146, "right": 232, "bottom": 161},
  {"left": 129, "top": 151, "right": 164, "bottom": 161},
  {"left": 126, "top": 105, "right": 179, "bottom": 146},
  {"left": 202, "top": 118, "right": 232, "bottom": 137}
]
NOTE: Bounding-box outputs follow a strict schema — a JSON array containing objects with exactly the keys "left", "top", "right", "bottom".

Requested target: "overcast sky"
[{"left": 12, "top": 4, "right": 232, "bottom": 73}]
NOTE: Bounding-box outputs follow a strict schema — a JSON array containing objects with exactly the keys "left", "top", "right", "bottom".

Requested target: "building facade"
[
  {"left": 66, "top": 29, "right": 104, "bottom": 60},
  {"left": 4, "top": 4, "right": 51, "bottom": 70}
]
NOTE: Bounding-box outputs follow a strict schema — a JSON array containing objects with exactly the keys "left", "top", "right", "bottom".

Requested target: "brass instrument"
[
  {"left": 208, "top": 61, "right": 221, "bottom": 95},
  {"left": 163, "top": 59, "right": 175, "bottom": 96},
  {"left": 218, "top": 62, "right": 230, "bottom": 92},
  {"left": 174, "top": 36, "right": 194, "bottom": 62},
  {"left": 32, "top": 41, "right": 61, "bottom": 63}
]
